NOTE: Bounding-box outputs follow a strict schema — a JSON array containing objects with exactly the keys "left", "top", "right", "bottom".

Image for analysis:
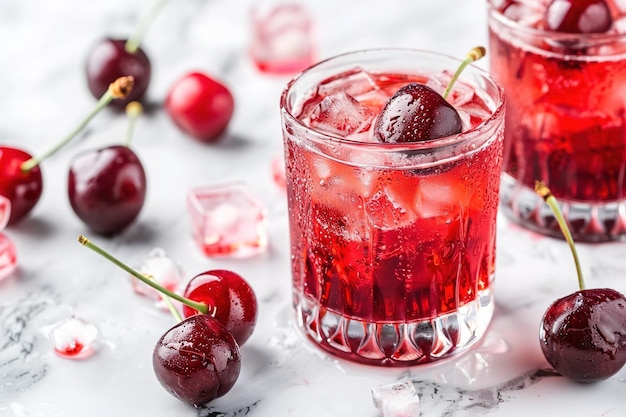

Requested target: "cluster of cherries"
[
  {"left": 0, "top": 0, "right": 235, "bottom": 235},
  {"left": 79, "top": 235, "right": 257, "bottom": 406}
]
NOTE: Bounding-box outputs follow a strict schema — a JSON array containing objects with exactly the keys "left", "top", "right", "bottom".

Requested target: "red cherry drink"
[
  {"left": 488, "top": 0, "right": 626, "bottom": 241},
  {"left": 280, "top": 49, "right": 505, "bottom": 366}
]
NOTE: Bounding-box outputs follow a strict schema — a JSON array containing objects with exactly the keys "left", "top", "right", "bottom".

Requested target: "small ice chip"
[
  {"left": 372, "top": 381, "right": 420, "bottom": 417},
  {"left": 309, "top": 92, "right": 374, "bottom": 137},
  {"left": 133, "top": 248, "right": 185, "bottom": 301},
  {"left": 49, "top": 316, "right": 98, "bottom": 359}
]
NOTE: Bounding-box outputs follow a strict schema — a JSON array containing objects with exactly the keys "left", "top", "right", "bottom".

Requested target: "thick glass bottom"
[
  {"left": 500, "top": 175, "right": 626, "bottom": 242},
  {"left": 294, "top": 287, "right": 494, "bottom": 367}
]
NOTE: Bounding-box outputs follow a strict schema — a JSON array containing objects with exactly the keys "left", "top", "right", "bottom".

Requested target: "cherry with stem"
[
  {"left": 0, "top": 76, "right": 134, "bottom": 225},
  {"left": 375, "top": 46, "right": 485, "bottom": 144},
  {"left": 77, "top": 235, "right": 242, "bottom": 406},
  {"left": 535, "top": 181, "right": 626, "bottom": 382},
  {"left": 68, "top": 99, "right": 147, "bottom": 235},
  {"left": 85, "top": 0, "right": 170, "bottom": 107}
]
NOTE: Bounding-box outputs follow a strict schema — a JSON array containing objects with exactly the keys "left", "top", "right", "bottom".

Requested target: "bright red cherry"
[
  {"left": 182, "top": 270, "right": 258, "bottom": 346},
  {"left": 85, "top": 39, "right": 151, "bottom": 108},
  {"left": 374, "top": 83, "right": 462, "bottom": 143},
  {"left": 544, "top": 0, "right": 612, "bottom": 33},
  {"left": 165, "top": 72, "right": 235, "bottom": 142},
  {"left": 0, "top": 147, "right": 43, "bottom": 225},
  {"left": 68, "top": 145, "right": 146, "bottom": 235},
  {"left": 153, "top": 314, "right": 241, "bottom": 407}
]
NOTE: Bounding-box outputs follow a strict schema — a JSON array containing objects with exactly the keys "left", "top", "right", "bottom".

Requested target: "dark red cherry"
[
  {"left": 182, "top": 270, "right": 258, "bottom": 346},
  {"left": 68, "top": 145, "right": 146, "bottom": 235},
  {"left": 0, "top": 147, "right": 43, "bottom": 225},
  {"left": 153, "top": 314, "right": 241, "bottom": 406},
  {"left": 540, "top": 288, "right": 626, "bottom": 382},
  {"left": 374, "top": 83, "right": 462, "bottom": 143},
  {"left": 544, "top": 0, "right": 612, "bottom": 33},
  {"left": 85, "top": 39, "right": 151, "bottom": 107},
  {"left": 165, "top": 72, "right": 235, "bottom": 143}
]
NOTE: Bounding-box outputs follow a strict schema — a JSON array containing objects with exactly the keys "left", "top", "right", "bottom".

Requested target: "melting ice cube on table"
[
  {"left": 132, "top": 248, "right": 185, "bottom": 302},
  {"left": 187, "top": 183, "right": 268, "bottom": 258},
  {"left": 0, "top": 195, "right": 17, "bottom": 282},
  {"left": 50, "top": 316, "right": 98, "bottom": 359},
  {"left": 372, "top": 381, "right": 420, "bottom": 417},
  {"left": 250, "top": 2, "right": 315, "bottom": 75}
]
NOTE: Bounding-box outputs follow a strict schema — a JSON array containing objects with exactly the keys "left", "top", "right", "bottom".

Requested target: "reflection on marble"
[{"left": 1, "top": 0, "right": 626, "bottom": 416}]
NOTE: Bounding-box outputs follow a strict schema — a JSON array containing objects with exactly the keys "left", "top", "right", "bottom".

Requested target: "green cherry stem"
[
  {"left": 442, "top": 46, "right": 486, "bottom": 100},
  {"left": 20, "top": 76, "right": 135, "bottom": 173},
  {"left": 78, "top": 235, "right": 209, "bottom": 315},
  {"left": 535, "top": 181, "right": 586, "bottom": 291},
  {"left": 125, "top": 0, "right": 171, "bottom": 54},
  {"left": 124, "top": 101, "right": 143, "bottom": 147}
]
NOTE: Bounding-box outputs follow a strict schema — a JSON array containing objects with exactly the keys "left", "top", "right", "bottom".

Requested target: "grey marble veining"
[{"left": 1, "top": 0, "right": 626, "bottom": 416}]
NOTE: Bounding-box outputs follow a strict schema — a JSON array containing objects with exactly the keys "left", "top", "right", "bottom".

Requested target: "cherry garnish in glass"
[
  {"left": 165, "top": 72, "right": 235, "bottom": 143},
  {"left": 153, "top": 314, "right": 241, "bottom": 406},
  {"left": 544, "top": 0, "right": 612, "bottom": 33},
  {"left": 374, "top": 46, "right": 484, "bottom": 143},
  {"left": 85, "top": 0, "right": 170, "bottom": 107},
  {"left": 182, "top": 270, "right": 258, "bottom": 346},
  {"left": 535, "top": 181, "right": 626, "bottom": 382},
  {"left": 0, "top": 76, "right": 134, "bottom": 225},
  {"left": 68, "top": 102, "right": 146, "bottom": 235}
]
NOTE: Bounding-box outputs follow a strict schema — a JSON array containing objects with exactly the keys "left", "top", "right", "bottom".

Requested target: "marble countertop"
[{"left": 1, "top": 0, "right": 626, "bottom": 416}]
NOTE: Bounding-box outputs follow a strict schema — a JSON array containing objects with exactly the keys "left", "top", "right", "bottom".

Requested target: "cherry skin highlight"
[
  {"left": 68, "top": 145, "right": 146, "bottom": 235},
  {"left": 540, "top": 288, "right": 626, "bottom": 382},
  {"left": 85, "top": 39, "right": 151, "bottom": 108},
  {"left": 152, "top": 314, "right": 241, "bottom": 407},
  {"left": 0, "top": 147, "right": 43, "bottom": 225},
  {"left": 374, "top": 83, "right": 462, "bottom": 143},
  {"left": 182, "top": 270, "right": 258, "bottom": 346},
  {"left": 165, "top": 72, "right": 234, "bottom": 142},
  {"left": 544, "top": 0, "right": 612, "bottom": 33}
]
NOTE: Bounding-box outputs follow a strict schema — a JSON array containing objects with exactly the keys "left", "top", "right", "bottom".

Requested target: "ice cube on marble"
[
  {"left": 49, "top": 316, "right": 98, "bottom": 359},
  {"left": 372, "top": 381, "right": 420, "bottom": 417},
  {"left": 187, "top": 183, "right": 268, "bottom": 258},
  {"left": 0, "top": 234, "right": 17, "bottom": 283},
  {"left": 309, "top": 92, "right": 375, "bottom": 137},
  {"left": 250, "top": 2, "right": 315, "bottom": 75},
  {"left": 132, "top": 248, "right": 184, "bottom": 302}
]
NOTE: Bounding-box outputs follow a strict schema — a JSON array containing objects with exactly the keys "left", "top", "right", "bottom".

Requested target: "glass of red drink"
[
  {"left": 280, "top": 49, "right": 505, "bottom": 366},
  {"left": 488, "top": 0, "right": 626, "bottom": 241}
]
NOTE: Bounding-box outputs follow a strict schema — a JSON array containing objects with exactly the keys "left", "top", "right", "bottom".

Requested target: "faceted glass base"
[
  {"left": 294, "top": 288, "right": 494, "bottom": 367},
  {"left": 500, "top": 175, "right": 626, "bottom": 242}
]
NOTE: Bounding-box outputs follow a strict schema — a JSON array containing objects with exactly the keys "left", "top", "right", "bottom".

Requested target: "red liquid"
[
  {"left": 285, "top": 72, "right": 502, "bottom": 325},
  {"left": 489, "top": 2, "right": 626, "bottom": 202}
]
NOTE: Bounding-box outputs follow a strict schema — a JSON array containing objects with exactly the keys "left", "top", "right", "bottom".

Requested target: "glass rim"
[
  {"left": 487, "top": 1, "right": 626, "bottom": 45},
  {"left": 279, "top": 47, "right": 505, "bottom": 152}
]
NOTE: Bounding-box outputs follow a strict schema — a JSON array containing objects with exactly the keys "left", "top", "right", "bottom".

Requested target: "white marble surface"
[{"left": 1, "top": 0, "right": 626, "bottom": 416}]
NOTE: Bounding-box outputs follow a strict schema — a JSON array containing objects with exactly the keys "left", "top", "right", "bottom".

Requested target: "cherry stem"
[
  {"left": 124, "top": 101, "right": 143, "bottom": 147},
  {"left": 534, "top": 181, "right": 586, "bottom": 291},
  {"left": 77, "top": 235, "right": 209, "bottom": 314},
  {"left": 125, "top": 0, "right": 171, "bottom": 54},
  {"left": 20, "top": 76, "right": 135, "bottom": 173},
  {"left": 442, "top": 46, "right": 486, "bottom": 100}
]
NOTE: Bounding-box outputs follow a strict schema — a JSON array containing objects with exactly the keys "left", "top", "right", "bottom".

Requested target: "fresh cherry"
[
  {"left": 85, "top": 39, "right": 151, "bottom": 108},
  {"left": 68, "top": 145, "right": 147, "bottom": 235},
  {"left": 182, "top": 270, "right": 258, "bottom": 346},
  {"left": 535, "top": 181, "right": 626, "bottom": 382},
  {"left": 374, "top": 46, "right": 485, "bottom": 144},
  {"left": 544, "top": 0, "right": 612, "bottom": 33},
  {"left": 0, "top": 76, "right": 134, "bottom": 225},
  {"left": 0, "top": 147, "right": 43, "bottom": 225},
  {"left": 153, "top": 314, "right": 241, "bottom": 406},
  {"left": 165, "top": 72, "right": 235, "bottom": 143}
]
